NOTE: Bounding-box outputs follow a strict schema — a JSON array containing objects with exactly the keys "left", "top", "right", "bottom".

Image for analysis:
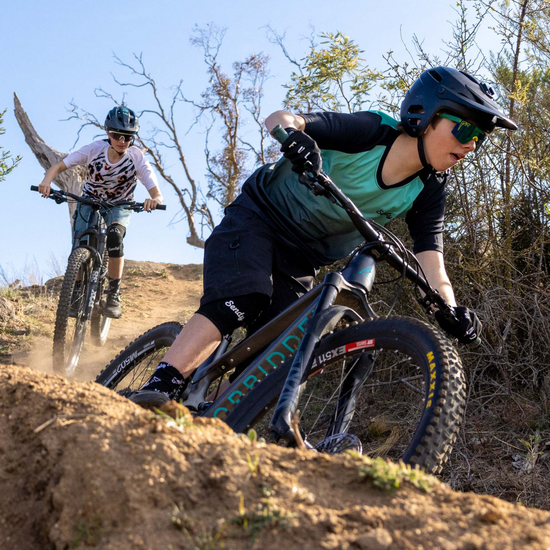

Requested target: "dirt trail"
[
  {"left": 2, "top": 363, "right": 550, "bottom": 550},
  {"left": 4, "top": 260, "right": 550, "bottom": 549},
  {"left": 12, "top": 261, "right": 203, "bottom": 382}
]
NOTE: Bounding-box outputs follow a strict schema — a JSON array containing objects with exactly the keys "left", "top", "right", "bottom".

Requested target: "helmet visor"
[{"left": 438, "top": 113, "right": 486, "bottom": 147}]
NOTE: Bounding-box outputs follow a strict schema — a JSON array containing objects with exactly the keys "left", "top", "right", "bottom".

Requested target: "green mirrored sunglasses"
[{"left": 437, "top": 113, "right": 486, "bottom": 147}]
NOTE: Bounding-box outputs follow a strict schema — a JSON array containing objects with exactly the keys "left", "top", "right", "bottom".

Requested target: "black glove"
[
  {"left": 435, "top": 306, "right": 482, "bottom": 345},
  {"left": 280, "top": 129, "right": 322, "bottom": 176}
]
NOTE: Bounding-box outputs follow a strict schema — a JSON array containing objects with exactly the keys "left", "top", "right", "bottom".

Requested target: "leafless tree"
[{"left": 65, "top": 25, "right": 277, "bottom": 248}]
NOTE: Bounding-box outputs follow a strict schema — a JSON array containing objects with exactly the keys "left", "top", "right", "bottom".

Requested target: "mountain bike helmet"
[
  {"left": 400, "top": 66, "right": 517, "bottom": 137},
  {"left": 105, "top": 106, "right": 139, "bottom": 134}
]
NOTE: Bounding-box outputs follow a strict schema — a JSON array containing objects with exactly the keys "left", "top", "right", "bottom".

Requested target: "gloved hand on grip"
[
  {"left": 435, "top": 306, "right": 482, "bottom": 345},
  {"left": 280, "top": 129, "right": 322, "bottom": 176}
]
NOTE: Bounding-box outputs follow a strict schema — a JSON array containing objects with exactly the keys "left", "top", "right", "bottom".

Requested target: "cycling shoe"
[{"left": 128, "top": 389, "right": 170, "bottom": 410}]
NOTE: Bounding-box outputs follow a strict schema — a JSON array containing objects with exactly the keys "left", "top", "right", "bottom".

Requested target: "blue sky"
[{"left": 1, "top": 0, "right": 500, "bottom": 283}]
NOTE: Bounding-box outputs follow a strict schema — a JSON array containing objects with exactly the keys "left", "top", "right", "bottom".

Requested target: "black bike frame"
[
  {"left": 73, "top": 207, "right": 108, "bottom": 321},
  {"left": 197, "top": 125, "right": 460, "bottom": 445},
  {"left": 30, "top": 186, "right": 166, "bottom": 322}
]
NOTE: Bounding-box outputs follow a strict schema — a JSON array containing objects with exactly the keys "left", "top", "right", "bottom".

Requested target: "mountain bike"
[
  {"left": 31, "top": 185, "right": 166, "bottom": 377},
  {"left": 95, "top": 126, "right": 468, "bottom": 473}
]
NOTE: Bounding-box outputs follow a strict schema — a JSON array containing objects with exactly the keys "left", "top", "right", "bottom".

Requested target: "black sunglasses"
[{"left": 109, "top": 131, "right": 134, "bottom": 143}]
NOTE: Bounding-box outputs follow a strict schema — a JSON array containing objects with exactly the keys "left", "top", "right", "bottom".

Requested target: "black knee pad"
[
  {"left": 197, "top": 293, "right": 270, "bottom": 336},
  {"left": 106, "top": 224, "right": 126, "bottom": 258}
]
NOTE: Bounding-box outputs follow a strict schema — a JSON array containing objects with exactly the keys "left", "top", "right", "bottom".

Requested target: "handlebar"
[
  {"left": 30, "top": 186, "right": 166, "bottom": 211},
  {"left": 270, "top": 125, "right": 479, "bottom": 344}
]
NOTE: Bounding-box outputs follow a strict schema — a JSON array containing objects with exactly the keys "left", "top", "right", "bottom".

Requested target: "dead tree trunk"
[{"left": 13, "top": 92, "right": 86, "bottom": 225}]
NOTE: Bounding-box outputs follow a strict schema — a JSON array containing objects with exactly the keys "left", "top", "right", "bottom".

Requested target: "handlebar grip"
[
  {"left": 156, "top": 205, "right": 167, "bottom": 211},
  {"left": 30, "top": 185, "right": 39, "bottom": 191},
  {"left": 270, "top": 124, "right": 290, "bottom": 145}
]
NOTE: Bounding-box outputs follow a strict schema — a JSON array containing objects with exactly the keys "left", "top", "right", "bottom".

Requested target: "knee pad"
[
  {"left": 197, "top": 293, "right": 270, "bottom": 336},
  {"left": 106, "top": 224, "right": 126, "bottom": 258}
]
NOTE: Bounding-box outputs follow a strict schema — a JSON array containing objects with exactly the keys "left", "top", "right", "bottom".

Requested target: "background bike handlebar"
[{"left": 31, "top": 186, "right": 166, "bottom": 210}]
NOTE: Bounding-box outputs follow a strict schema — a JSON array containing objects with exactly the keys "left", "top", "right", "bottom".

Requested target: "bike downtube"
[{"left": 268, "top": 281, "right": 340, "bottom": 443}]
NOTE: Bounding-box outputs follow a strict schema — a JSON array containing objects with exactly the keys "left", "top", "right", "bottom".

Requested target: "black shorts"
[{"left": 201, "top": 204, "right": 318, "bottom": 331}]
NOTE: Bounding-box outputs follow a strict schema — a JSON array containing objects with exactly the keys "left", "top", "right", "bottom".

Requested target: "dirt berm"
[{"left": 1, "top": 364, "right": 550, "bottom": 550}]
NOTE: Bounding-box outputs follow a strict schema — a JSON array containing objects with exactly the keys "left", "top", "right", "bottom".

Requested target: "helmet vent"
[
  {"left": 428, "top": 70, "right": 443, "bottom": 82},
  {"left": 407, "top": 105, "right": 425, "bottom": 114}
]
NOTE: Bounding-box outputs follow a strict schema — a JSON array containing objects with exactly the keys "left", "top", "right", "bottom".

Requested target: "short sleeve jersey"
[
  {"left": 234, "top": 110, "right": 447, "bottom": 267},
  {"left": 63, "top": 140, "right": 159, "bottom": 201}
]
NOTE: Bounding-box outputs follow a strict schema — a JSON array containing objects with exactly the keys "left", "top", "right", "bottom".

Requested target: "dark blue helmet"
[
  {"left": 105, "top": 106, "right": 139, "bottom": 134},
  {"left": 400, "top": 66, "right": 517, "bottom": 137}
]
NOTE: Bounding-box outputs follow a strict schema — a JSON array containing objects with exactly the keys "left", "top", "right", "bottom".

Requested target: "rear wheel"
[
  {"left": 95, "top": 322, "right": 183, "bottom": 393},
  {"left": 53, "top": 248, "right": 92, "bottom": 377},
  {"left": 225, "top": 316, "right": 466, "bottom": 473}
]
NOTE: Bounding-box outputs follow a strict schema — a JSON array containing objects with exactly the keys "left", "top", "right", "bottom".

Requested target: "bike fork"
[
  {"left": 268, "top": 274, "right": 341, "bottom": 444},
  {"left": 84, "top": 267, "right": 101, "bottom": 320}
]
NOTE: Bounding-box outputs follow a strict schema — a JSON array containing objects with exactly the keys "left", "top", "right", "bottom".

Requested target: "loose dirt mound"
[{"left": 2, "top": 364, "right": 550, "bottom": 550}]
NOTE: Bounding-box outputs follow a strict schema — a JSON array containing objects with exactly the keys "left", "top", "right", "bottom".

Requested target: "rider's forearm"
[
  {"left": 265, "top": 111, "right": 306, "bottom": 133},
  {"left": 41, "top": 161, "right": 67, "bottom": 185},
  {"left": 147, "top": 186, "right": 163, "bottom": 202},
  {"left": 416, "top": 250, "right": 457, "bottom": 307}
]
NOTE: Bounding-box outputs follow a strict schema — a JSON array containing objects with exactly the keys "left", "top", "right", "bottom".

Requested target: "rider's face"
[
  {"left": 423, "top": 117, "right": 477, "bottom": 171},
  {"left": 109, "top": 132, "right": 132, "bottom": 154}
]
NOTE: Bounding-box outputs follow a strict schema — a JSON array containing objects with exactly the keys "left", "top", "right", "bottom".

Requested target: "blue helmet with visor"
[{"left": 400, "top": 66, "right": 517, "bottom": 137}]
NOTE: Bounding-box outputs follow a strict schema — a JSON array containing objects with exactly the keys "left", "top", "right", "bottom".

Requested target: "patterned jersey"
[{"left": 63, "top": 140, "right": 158, "bottom": 201}]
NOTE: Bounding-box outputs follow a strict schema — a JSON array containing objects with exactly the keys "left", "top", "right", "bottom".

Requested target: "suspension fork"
[{"left": 269, "top": 273, "right": 342, "bottom": 444}]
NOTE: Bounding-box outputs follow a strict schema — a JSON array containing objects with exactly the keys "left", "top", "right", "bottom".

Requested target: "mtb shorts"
[
  {"left": 72, "top": 202, "right": 132, "bottom": 248},
  {"left": 200, "top": 204, "right": 318, "bottom": 333}
]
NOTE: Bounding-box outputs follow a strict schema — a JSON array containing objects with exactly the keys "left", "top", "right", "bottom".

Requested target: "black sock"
[
  {"left": 142, "top": 362, "right": 186, "bottom": 399},
  {"left": 108, "top": 278, "right": 121, "bottom": 294}
]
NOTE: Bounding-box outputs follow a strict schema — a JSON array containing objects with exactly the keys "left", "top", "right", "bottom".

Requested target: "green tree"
[
  {"left": 0, "top": 109, "right": 21, "bottom": 181},
  {"left": 269, "top": 28, "right": 382, "bottom": 113}
]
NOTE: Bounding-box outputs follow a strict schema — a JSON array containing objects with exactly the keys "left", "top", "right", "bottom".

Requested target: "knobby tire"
[
  {"left": 224, "top": 316, "right": 466, "bottom": 474},
  {"left": 95, "top": 322, "right": 183, "bottom": 391},
  {"left": 53, "top": 247, "right": 92, "bottom": 377}
]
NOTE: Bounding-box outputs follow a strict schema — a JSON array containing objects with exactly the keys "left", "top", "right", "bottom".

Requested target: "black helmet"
[
  {"left": 400, "top": 66, "right": 517, "bottom": 137},
  {"left": 105, "top": 106, "right": 139, "bottom": 134}
]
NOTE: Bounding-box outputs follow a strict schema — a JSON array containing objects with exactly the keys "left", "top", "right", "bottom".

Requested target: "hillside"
[{"left": 1, "top": 260, "right": 550, "bottom": 549}]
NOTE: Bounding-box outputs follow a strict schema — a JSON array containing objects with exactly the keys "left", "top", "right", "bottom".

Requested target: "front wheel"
[
  {"left": 95, "top": 322, "right": 183, "bottom": 392},
  {"left": 53, "top": 248, "right": 92, "bottom": 377},
  {"left": 225, "top": 316, "right": 466, "bottom": 474}
]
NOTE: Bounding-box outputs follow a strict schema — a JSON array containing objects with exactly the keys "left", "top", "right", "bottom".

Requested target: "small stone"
[
  {"left": 478, "top": 508, "right": 506, "bottom": 524},
  {"left": 353, "top": 528, "right": 393, "bottom": 549}
]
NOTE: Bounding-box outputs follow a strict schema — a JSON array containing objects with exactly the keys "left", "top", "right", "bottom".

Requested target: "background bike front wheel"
[
  {"left": 53, "top": 248, "right": 92, "bottom": 377},
  {"left": 225, "top": 316, "right": 466, "bottom": 474}
]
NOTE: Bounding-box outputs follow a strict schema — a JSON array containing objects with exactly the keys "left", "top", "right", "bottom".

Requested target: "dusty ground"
[
  {"left": 4, "top": 260, "right": 203, "bottom": 381},
  {"left": 2, "top": 260, "right": 550, "bottom": 549},
  {"left": 2, "top": 363, "right": 550, "bottom": 550}
]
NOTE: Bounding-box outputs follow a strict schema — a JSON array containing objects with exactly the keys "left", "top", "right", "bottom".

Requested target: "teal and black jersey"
[{"left": 234, "top": 110, "right": 447, "bottom": 267}]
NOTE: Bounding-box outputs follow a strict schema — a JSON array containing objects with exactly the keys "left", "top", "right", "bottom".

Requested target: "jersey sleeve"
[
  {"left": 405, "top": 173, "right": 447, "bottom": 253},
  {"left": 301, "top": 111, "right": 386, "bottom": 153},
  {"left": 133, "top": 149, "right": 159, "bottom": 190},
  {"left": 63, "top": 142, "right": 96, "bottom": 169}
]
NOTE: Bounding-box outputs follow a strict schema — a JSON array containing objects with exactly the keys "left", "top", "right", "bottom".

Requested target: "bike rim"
[
  {"left": 297, "top": 344, "right": 430, "bottom": 461},
  {"left": 109, "top": 345, "right": 172, "bottom": 394}
]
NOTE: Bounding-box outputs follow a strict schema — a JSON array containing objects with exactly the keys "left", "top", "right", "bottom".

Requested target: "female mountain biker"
[
  {"left": 38, "top": 106, "right": 163, "bottom": 319},
  {"left": 130, "top": 66, "right": 517, "bottom": 409}
]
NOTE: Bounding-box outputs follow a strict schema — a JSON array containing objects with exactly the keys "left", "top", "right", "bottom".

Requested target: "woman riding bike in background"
[
  {"left": 129, "top": 66, "right": 517, "bottom": 410},
  {"left": 38, "top": 106, "right": 163, "bottom": 319}
]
